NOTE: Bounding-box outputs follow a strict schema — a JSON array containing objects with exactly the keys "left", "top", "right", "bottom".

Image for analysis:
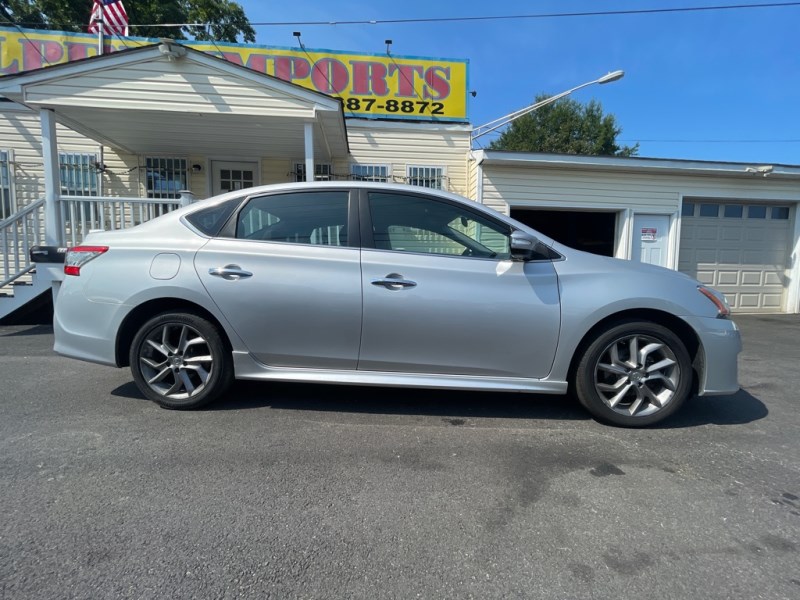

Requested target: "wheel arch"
[
  {"left": 567, "top": 309, "right": 704, "bottom": 396},
  {"left": 115, "top": 297, "right": 233, "bottom": 367}
]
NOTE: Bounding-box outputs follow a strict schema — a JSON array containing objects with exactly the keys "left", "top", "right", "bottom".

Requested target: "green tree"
[
  {"left": 488, "top": 95, "right": 639, "bottom": 157},
  {"left": 1, "top": 0, "right": 255, "bottom": 43}
]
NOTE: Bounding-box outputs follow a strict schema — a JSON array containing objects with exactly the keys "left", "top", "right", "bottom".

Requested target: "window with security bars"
[
  {"left": 59, "top": 153, "right": 99, "bottom": 196},
  {"left": 0, "top": 150, "right": 13, "bottom": 220},
  {"left": 407, "top": 166, "right": 445, "bottom": 190},
  {"left": 351, "top": 164, "right": 389, "bottom": 182},
  {"left": 146, "top": 157, "right": 188, "bottom": 199},
  {"left": 294, "top": 163, "right": 333, "bottom": 182}
]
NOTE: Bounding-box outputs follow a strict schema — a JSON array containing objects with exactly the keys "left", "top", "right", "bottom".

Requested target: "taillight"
[{"left": 64, "top": 246, "right": 109, "bottom": 276}]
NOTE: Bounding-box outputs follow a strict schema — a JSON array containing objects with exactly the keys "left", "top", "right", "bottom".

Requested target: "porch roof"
[{"left": 0, "top": 42, "right": 349, "bottom": 159}]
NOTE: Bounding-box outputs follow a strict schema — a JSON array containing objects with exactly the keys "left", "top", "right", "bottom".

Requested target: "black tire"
[
  {"left": 574, "top": 320, "right": 693, "bottom": 427},
  {"left": 129, "top": 311, "right": 233, "bottom": 410}
]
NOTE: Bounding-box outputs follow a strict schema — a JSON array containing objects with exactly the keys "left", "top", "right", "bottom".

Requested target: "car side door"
[
  {"left": 358, "top": 190, "right": 561, "bottom": 379},
  {"left": 194, "top": 189, "right": 363, "bottom": 369}
]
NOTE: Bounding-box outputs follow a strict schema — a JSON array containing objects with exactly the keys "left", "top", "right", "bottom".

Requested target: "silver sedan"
[{"left": 54, "top": 182, "right": 740, "bottom": 426}]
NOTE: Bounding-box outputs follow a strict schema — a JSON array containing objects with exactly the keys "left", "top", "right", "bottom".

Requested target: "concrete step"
[{"left": 0, "top": 271, "right": 54, "bottom": 321}]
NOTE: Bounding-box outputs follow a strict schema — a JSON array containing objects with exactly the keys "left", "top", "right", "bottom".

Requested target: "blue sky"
[{"left": 238, "top": 0, "right": 799, "bottom": 164}]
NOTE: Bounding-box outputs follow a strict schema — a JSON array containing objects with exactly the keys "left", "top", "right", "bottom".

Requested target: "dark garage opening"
[{"left": 510, "top": 209, "right": 616, "bottom": 257}]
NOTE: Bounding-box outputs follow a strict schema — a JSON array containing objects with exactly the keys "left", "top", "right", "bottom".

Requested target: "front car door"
[
  {"left": 358, "top": 190, "right": 561, "bottom": 379},
  {"left": 194, "top": 189, "right": 362, "bottom": 369}
]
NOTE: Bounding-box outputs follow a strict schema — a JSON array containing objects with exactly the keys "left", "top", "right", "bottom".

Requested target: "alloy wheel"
[
  {"left": 138, "top": 323, "right": 214, "bottom": 400},
  {"left": 593, "top": 334, "right": 680, "bottom": 417}
]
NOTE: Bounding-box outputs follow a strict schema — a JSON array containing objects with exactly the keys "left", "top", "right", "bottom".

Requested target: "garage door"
[{"left": 679, "top": 201, "right": 792, "bottom": 313}]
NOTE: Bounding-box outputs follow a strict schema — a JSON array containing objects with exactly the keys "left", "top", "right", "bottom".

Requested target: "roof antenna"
[
  {"left": 385, "top": 39, "right": 392, "bottom": 55},
  {"left": 293, "top": 31, "right": 305, "bottom": 50}
]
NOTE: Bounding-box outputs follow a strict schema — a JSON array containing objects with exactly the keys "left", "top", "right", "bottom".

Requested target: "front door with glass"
[{"left": 211, "top": 161, "right": 258, "bottom": 195}]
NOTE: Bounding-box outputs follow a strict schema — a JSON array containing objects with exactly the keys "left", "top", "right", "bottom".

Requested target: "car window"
[
  {"left": 236, "top": 191, "right": 349, "bottom": 246},
  {"left": 368, "top": 192, "right": 511, "bottom": 259},
  {"left": 185, "top": 197, "right": 242, "bottom": 236}
]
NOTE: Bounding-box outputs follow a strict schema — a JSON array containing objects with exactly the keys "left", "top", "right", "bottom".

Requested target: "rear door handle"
[
  {"left": 208, "top": 265, "right": 253, "bottom": 280},
  {"left": 371, "top": 274, "right": 417, "bottom": 290}
]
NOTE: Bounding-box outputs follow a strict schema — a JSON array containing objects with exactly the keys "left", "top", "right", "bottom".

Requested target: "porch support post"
[
  {"left": 304, "top": 122, "right": 314, "bottom": 182},
  {"left": 40, "top": 109, "right": 62, "bottom": 246}
]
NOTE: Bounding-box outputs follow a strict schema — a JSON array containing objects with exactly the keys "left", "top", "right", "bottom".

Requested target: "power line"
[
  {"left": 244, "top": 2, "right": 800, "bottom": 26},
  {"left": 623, "top": 139, "right": 800, "bottom": 143},
  {"left": 3, "top": 2, "right": 800, "bottom": 31},
  {"left": 0, "top": 13, "right": 53, "bottom": 66},
  {"left": 112, "top": 30, "right": 132, "bottom": 50}
]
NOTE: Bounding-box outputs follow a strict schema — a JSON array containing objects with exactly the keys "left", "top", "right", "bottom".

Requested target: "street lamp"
[{"left": 471, "top": 70, "right": 625, "bottom": 142}]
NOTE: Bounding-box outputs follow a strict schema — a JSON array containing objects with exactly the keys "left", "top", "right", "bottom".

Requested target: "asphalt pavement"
[{"left": 1, "top": 315, "right": 798, "bottom": 599}]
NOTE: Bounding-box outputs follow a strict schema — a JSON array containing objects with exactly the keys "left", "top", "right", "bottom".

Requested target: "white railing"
[
  {"left": 0, "top": 198, "right": 45, "bottom": 288},
  {"left": 59, "top": 195, "right": 183, "bottom": 247}
]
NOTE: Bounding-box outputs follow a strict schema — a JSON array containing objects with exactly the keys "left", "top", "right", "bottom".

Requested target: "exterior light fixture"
[
  {"left": 745, "top": 165, "right": 774, "bottom": 177},
  {"left": 471, "top": 70, "right": 626, "bottom": 142},
  {"left": 158, "top": 39, "right": 186, "bottom": 60},
  {"left": 597, "top": 70, "right": 625, "bottom": 84}
]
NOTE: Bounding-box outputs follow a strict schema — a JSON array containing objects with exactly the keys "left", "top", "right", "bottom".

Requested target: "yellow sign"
[{"left": 0, "top": 27, "right": 469, "bottom": 122}]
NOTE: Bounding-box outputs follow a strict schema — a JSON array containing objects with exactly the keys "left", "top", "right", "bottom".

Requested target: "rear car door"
[
  {"left": 358, "top": 190, "right": 561, "bottom": 378},
  {"left": 194, "top": 189, "right": 362, "bottom": 369}
]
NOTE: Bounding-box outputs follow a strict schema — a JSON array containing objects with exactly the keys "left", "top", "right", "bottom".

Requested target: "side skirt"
[{"left": 232, "top": 351, "right": 568, "bottom": 394}]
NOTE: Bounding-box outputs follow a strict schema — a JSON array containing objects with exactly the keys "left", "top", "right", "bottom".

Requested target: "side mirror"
[{"left": 510, "top": 230, "right": 538, "bottom": 261}]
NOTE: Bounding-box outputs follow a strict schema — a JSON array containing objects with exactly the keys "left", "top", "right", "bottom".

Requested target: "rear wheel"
[
  {"left": 574, "top": 320, "right": 693, "bottom": 427},
  {"left": 130, "top": 312, "right": 233, "bottom": 409}
]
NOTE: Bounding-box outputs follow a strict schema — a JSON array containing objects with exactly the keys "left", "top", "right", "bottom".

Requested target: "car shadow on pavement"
[
  {"left": 112, "top": 380, "right": 768, "bottom": 427},
  {"left": 655, "top": 389, "right": 768, "bottom": 428},
  {"left": 229, "top": 381, "right": 593, "bottom": 421},
  {"left": 112, "top": 379, "right": 590, "bottom": 421}
]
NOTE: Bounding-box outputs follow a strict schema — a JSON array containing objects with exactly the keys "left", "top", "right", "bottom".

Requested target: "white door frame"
[{"left": 626, "top": 210, "right": 679, "bottom": 269}]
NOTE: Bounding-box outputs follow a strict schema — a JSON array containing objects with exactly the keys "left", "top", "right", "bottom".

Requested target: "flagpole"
[{"left": 97, "top": 2, "right": 104, "bottom": 56}]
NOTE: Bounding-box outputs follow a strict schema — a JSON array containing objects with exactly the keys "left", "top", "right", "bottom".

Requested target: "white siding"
[
  {"left": 0, "top": 106, "right": 120, "bottom": 206},
  {"left": 346, "top": 120, "right": 471, "bottom": 196},
  {"left": 481, "top": 165, "right": 681, "bottom": 215},
  {"left": 23, "top": 62, "right": 316, "bottom": 118},
  {"left": 260, "top": 158, "right": 292, "bottom": 185},
  {"left": 0, "top": 106, "right": 213, "bottom": 203},
  {"left": 188, "top": 156, "right": 208, "bottom": 198},
  {"left": 481, "top": 163, "right": 800, "bottom": 216}
]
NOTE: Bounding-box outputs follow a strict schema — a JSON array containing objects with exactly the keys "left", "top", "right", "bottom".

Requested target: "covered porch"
[{"left": 0, "top": 40, "right": 350, "bottom": 248}]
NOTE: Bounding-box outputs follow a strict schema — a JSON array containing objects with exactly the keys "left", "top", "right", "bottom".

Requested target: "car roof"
[{"left": 203, "top": 181, "right": 475, "bottom": 208}]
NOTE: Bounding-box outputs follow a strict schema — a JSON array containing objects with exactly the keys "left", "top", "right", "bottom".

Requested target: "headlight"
[{"left": 698, "top": 285, "right": 731, "bottom": 318}]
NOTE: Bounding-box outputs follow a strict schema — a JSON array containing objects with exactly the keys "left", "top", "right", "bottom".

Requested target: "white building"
[
  {"left": 469, "top": 152, "right": 800, "bottom": 313},
  {"left": 1, "top": 35, "right": 798, "bottom": 318}
]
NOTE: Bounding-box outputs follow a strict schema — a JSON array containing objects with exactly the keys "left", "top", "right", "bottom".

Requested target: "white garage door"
[{"left": 679, "top": 201, "right": 792, "bottom": 313}]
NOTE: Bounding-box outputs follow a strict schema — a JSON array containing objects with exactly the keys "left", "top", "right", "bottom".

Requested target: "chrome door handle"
[
  {"left": 371, "top": 275, "right": 417, "bottom": 289},
  {"left": 208, "top": 265, "right": 253, "bottom": 280}
]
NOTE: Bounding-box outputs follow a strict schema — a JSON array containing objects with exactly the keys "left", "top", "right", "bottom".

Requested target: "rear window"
[{"left": 184, "top": 198, "right": 241, "bottom": 236}]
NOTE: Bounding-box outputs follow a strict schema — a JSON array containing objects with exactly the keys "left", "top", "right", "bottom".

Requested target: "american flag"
[{"left": 88, "top": 0, "right": 129, "bottom": 37}]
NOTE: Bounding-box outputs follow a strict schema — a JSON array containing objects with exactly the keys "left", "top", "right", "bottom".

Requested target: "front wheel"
[
  {"left": 574, "top": 321, "right": 693, "bottom": 427},
  {"left": 130, "top": 312, "right": 233, "bottom": 409}
]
